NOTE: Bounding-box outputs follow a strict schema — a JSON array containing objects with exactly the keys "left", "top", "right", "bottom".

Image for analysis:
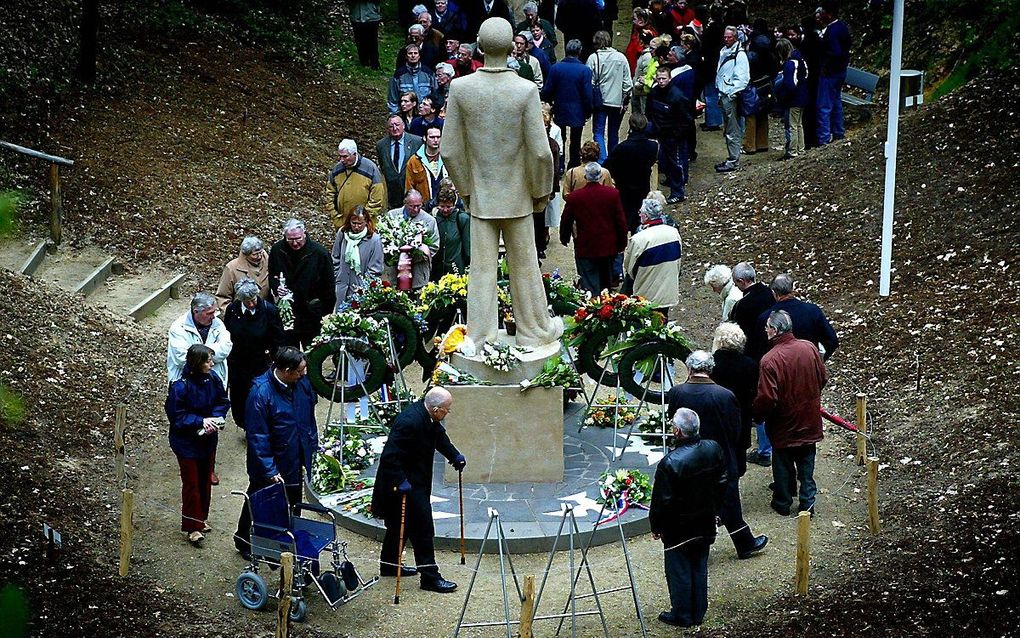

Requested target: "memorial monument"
[{"left": 440, "top": 17, "right": 565, "bottom": 482}]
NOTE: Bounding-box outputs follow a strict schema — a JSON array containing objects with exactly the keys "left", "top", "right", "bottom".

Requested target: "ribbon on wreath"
[{"left": 594, "top": 489, "right": 649, "bottom": 527}]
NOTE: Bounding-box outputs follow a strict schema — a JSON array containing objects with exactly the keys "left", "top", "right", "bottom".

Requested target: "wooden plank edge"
[
  {"left": 127, "top": 273, "right": 185, "bottom": 321},
  {"left": 73, "top": 256, "right": 116, "bottom": 296}
]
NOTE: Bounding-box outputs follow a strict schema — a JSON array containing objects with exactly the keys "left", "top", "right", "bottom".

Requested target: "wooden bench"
[{"left": 841, "top": 67, "right": 880, "bottom": 106}]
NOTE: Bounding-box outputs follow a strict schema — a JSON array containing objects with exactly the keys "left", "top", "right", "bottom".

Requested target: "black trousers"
[
  {"left": 380, "top": 487, "right": 440, "bottom": 579},
  {"left": 352, "top": 21, "right": 380, "bottom": 69},
  {"left": 719, "top": 477, "right": 755, "bottom": 553},
  {"left": 234, "top": 478, "right": 303, "bottom": 555},
  {"left": 566, "top": 124, "right": 585, "bottom": 168}
]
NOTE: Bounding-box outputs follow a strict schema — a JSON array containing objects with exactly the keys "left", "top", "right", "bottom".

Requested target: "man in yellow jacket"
[{"left": 326, "top": 138, "right": 387, "bottom": 229}]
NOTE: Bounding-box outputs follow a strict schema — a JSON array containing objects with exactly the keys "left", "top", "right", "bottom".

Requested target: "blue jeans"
[
  {"left": 755, "top": 421, "right": 772, "bottom": 456},
  {"left": 771, "top": 444, "right": 818, "bottom": 513},
  {"left": 816, "top": 72, "right": 846, "bottom": 145},
  {"left": 575, "top": 255, "right": 614, "bottom": 296},
  {"left": 592, "top": 106, "right": 625, "bottom": 163},
  {"left": 663, "top": 541, "right": 710, "bottom": 626},
  {"left": 703, "top": 84, "right": 722, "bottom": 128},
  {"left": 658, "top": 134, "right": 687, "bottom": 199}
]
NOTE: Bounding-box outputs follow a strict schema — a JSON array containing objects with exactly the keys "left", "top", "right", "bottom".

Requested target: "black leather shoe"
[
  {"left": 420, "top": 577, "right": 458, "bottom": 593},
  {"left": 737, "top": 535, "right": 769, "bottom": 559},
  {"left": 380, "top": 565, "right": 418, "bottom": 577},
  {"left": 770, "top": 502, "right": 791, "bottom": 516},
  {"left": 658, "top": 611, "right": 693, "bottom": 627}
]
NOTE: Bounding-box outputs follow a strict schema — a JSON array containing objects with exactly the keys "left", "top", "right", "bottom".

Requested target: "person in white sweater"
[{"left": 623, "top": 198, "right": 682, "bottom": 314}]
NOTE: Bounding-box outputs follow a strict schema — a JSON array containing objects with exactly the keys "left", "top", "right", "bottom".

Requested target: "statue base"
[
  {"left": 443, "top": 384, "right": 564, "bottom": 483},
  {"left": 450, "top": 330, "right": 561, "bottom": 386}
]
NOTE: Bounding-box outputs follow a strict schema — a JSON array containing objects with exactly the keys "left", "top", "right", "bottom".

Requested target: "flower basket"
[{"left": 583, "top": 395, "right": 642, "bottom": 428}]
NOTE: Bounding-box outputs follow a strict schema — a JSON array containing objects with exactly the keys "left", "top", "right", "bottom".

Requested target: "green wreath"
[
  {"left": 374, "top": 310, "right": 420, "bottom": 369},
  {"left": 616, "top": 339, "right": 692, "bottom": 405},
  {"left": 574, "top": 326, "right": 622, "bottom": 389},
  {"left": 306, "top": 337, "right": 388, "bottom": 401},
  {"left": 414, "top": 303, "right": 463, "bottom": 380}
]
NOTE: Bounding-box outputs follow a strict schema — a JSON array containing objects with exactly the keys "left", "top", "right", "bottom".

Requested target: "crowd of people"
[{"left": 161, "top": 0, "right": 850, "bottom": 625}]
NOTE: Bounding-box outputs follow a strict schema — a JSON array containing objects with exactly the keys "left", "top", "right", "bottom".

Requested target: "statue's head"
[{"left": 477, "top": 17, "right": 513, "bottom": 60}]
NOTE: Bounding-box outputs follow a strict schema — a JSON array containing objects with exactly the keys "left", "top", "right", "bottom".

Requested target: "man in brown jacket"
[
  {"left": 215, "top": 236, "right": 270, "bottom": 311},
  {"left": 752, "top": 310, "right": 828, "bottom": 517}
]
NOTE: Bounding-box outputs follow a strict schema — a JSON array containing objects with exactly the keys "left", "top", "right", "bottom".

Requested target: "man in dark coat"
[
  {"left": 727, "top": 261, "right": 776, "bottom": 466},
  {"left": 604, "top": 112, "right": 659, "bottom": 233},
  {"left": 541, "top": 39, "right": 594, "bottom": 168},
  {"left": 556, "top": 0, "right": 603, "bottom": 62},
  {"left": 464, "top": 0, "right": 513, "bottom": 41},
  {"left": 646, "top": 66, "right": 691, "bottom": 204},
  {"left": 234, "top": 347, "right": 318, "bottom": 557},
  {"left": 268, "top": 219, "right": 336, "bottom": 349},
  {"left": 377, "top": 114, "right": 425, "bottom": 209},
  {"left": 372, "top": 387, "right": 466, "bottom": 593},
  {"left": 666, "top": 351, "right": 768, "bottom": 559},
  {"left": 756, "top": 273, "right": 839, "bottom": 361},
  {"left": 649, "top": 407, "right": 727, "bottom": 628},
  {"left": 559, "top": 162, "right": 628, "bottom": 295},
  {"left": 753, "top": 311, "right": 828, "bottom": 516}
]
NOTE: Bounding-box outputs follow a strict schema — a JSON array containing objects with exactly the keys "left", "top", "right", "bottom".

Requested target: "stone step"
[{"left": 30, "top": 245, "right": 112, "bottom": 293}]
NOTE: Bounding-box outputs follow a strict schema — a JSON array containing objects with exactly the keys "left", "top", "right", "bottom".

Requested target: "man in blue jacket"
[
  {"left": 541, "top": 39, "right": 593, "bottom": 168},
  {"left": 816, "top": 0, "right": 851, "bottom": 145},
  {"left": 756, "top": 273, "right": 839, "bottom": 361},
  {"left": 234, "top": 347, "right": 319, "bottom": 558}
]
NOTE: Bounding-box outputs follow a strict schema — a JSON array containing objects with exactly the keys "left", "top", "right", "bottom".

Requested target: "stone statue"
[{"left": 443, "top": 17, "right": 563, "bottom": 349}]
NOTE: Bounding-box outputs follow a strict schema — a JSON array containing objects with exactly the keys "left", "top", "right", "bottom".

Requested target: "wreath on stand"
[{"left": 306, "top": 310, "right": 391, "bottom": 401}]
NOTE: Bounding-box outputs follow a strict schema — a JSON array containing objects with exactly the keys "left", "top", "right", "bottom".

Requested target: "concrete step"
[
  {"left": 31, "top": 245, "right": 113, "bottom": 293},
  {"left": 0, "top": 238, "right": 47, "bottom": 275}
]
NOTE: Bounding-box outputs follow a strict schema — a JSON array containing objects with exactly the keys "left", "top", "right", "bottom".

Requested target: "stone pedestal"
[
  {"left": 449, "top": 330, "right": 560, "bottom": 385},
  {"left": 443, "top": 385, "right": 564, "bottom": 484}
]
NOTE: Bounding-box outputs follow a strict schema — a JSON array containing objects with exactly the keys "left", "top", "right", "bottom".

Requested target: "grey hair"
[
  {"left": 712, "top": 322, "right": 746, "bottom": 353},
  {"left": 424, "top": 386, "right": 452, "bottom": 409},
  {"left": 639, "top": 198, "right": 664, "bottom": 219},
  {"left": 685, "top": 350, "right": 715, "bottom": 374},
  {"left": 337, "top": 138, "right": 358, "bottom": 155},
  {"left": 770, "top": 273, "right": 794, "bottom": 297},
  {"left": 646, "top": 190, "right": 667, "bottom": 207},
  {"left": 725, "top": 25, "right": 738, "bottom": 36},
  {"left": 767, "top": 310, "right": 794, "bottom": 334},
  {"left": 412, "top": 4, "right": 428, "bottom": 16},
  {"left": 436, "top": 62, "right": 454, "bottom": 76},
  {"left": 672, "top": 407, "right": 700, "bottom": 438},
  {"left": 405, "top": 188, "right": 423, "bottom": 203},
  {"left": 409, "top": 23, "right": 425, "bottom": 35},
  {"left": 565, "top": 39, "right": 583, "bottom": 57},
  {"left": 732, "top": 262, "right": 757, "bottom": 283},
  {"left": 523, "top": 1, "right": 539, "bottom": 14},
  {"left": 704, "top": 264, "right": 732, "bottom": 288},
  {"left": 583, "top": 162, "right": 603, "bottom": 182},
  {"left": 517, "top": 30, "right": 535, "bottom": 43},
  {"left": 458, "top": 43, "right": 473, "bottom": 53},
  {"left": 282, "top": 218, "right": 306, "bottom": 235},
  {"left": 191, "top": 292, "right": 216, "bottom": 314},
  {"left": 240, "top": 235, "right": 263, "bottom": 255},
  {"left": 234, "top": 278, "right": 260, "bottom": 302}
]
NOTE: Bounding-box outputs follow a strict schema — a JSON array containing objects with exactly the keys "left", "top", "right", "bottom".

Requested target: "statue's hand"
[{"left": 532, "top": 194, "right": 550, "bottom": 213}]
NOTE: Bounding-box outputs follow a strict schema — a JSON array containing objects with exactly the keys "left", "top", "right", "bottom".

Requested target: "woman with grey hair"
[
  {"left": 623, "top": 197, "right": 681, "bottom": 313},
  {"left": 709, "top": 322, "right": 759, "bottom": 476},
  {"left": 223, "top": 278, "right": 285, "bottom": 429},
  {"left": 215, "top": 236, "right": 269, "bottom": 311},
  {"left": 704, "top": 264, "right": 743, "bottom": 320}
]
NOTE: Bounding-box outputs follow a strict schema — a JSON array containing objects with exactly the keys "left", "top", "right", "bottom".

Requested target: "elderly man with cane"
[
  {"left": 649, "top": 408, "right": 728, "bottom": 628},
  {"left": 372, "top": 386, "right": 466, "bottom": 594}
]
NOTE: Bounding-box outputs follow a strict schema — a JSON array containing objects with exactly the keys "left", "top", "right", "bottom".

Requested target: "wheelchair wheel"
[
  {"left": 339, "top": 560, "right": 360, "bottom": 592},
  {"left": 236, "top": 571, "right": 269, "bottom": 611},
  {"left": 288, "top": 597, "right": 308, "bottom": 623},
  {"left": 319, "top": 571, "right": 347, "bottom": 605}
]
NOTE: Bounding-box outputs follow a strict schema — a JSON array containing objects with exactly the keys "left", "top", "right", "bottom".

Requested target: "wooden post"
[
  {"left": 855, "top": 393, "right": 868, "bottom": 466},
  {"left": 794, "top": 511, "right": 811, "bottom": 595},
  {"left": 114, "top": 405, "right": 127, "bottom": 488},
  {"left": 867, "top": 457, "right": 881, "bottom": 535},
  {"left": 118, "top": 489, "right": 133, "bottom": 577},
  {"left": 519, "top": 574, "right": 536, "bottom": 638},
  {"left": 276, "top": 552, "right": 294, "bottom": 638},
  {"left": 49, "top": 163, "right": 62, "bottom": 245}
]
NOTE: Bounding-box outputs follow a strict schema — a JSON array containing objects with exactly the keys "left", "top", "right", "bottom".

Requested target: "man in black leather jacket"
[{"left": 649, "top": 408, "right": 727, "bottom": 628}]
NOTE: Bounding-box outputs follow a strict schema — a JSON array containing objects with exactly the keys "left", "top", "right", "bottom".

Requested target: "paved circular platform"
[{"left": 308, "top": 402, "right": 670, "bottom": 553}]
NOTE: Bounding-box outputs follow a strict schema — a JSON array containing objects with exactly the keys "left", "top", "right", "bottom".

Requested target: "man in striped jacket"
[{"left": 623, "top": 197, "right": 681, "bottom": 315}]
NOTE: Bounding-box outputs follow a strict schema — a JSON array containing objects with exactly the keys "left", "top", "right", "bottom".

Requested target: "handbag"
[
  {"left": 738, "top": 84, "right": 758, "bottom": 116},
  {"left": 592, "top": 52, "right": 605, "bottom": 111}
]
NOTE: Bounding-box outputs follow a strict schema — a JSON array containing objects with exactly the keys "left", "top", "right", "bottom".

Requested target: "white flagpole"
[{"left": 880, "top": 0, "right": 905, "bottom": 296}]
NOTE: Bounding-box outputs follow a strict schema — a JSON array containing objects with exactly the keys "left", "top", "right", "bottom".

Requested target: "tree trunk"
[{"left": 78, "top": 0, "right": 100, "bottom": 84}]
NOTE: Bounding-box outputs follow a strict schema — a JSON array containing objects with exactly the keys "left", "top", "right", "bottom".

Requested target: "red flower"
[
  {"left": 624, "top": 478, "right": 633, "bottom": 485},
  {"left": 370, "top": 280, "right": 378, "bottom": 288},
  {"left": 574, "top": 308, "right": 589, "bottom": 321},
  {"left": 614, "top": 294, "right": 627, "bottom": 302},
  {"left": 382, "top": 280, "right": 391, "bottom": 287},
  {"left": 351, "top": 301, "right": 360, "bottom": 309},
  {"left": 597, "top": 305, "right": 613, "bottom": 320}
]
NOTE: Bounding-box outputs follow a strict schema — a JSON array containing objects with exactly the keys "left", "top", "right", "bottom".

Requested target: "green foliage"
[
  {"left": 0, "top": 190, "right": 22, "bottom": 236},
  {"left": 320, "top": 3, "right": 405, "bottom": 86},
  {"left": 0, "top": 383, "right": 27, "bottom": 429},
  {"left": 0, "top": 584, "right": 28, "bottom": 638}
]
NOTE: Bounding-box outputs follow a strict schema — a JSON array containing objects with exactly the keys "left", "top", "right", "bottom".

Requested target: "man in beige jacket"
[
  {"left": 443, "top": 17, "right": 562, "bottom": 348},
  {"left": 215, "top": 236, "right": 270, "bottom": 311}
]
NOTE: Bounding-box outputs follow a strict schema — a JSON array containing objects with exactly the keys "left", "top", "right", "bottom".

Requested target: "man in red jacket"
[
  {"left": 559, "top": 162, "right": 629, "bottom": 295},
  {"left": 752, "top": 310, "right": 828, "bottom": 517}
]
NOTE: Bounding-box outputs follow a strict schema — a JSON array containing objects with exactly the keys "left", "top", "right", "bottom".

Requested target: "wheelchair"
[{"left": 232, "top": 483, "right": 378, "bottom": 622}]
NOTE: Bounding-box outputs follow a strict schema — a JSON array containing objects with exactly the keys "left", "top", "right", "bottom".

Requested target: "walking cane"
[
  {"left": 394, "top": 491, "right": 408, "bottom": 605},
  {"left": 458, "top": 470, "right": 466, "bottom": 565}
]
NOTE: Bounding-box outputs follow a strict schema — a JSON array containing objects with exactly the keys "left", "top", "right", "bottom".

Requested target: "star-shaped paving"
[
  {"left": 543, "top": 490, "right": 603, "bottom": 518},
  {"left": 608, "top": 429, "right": 666, "bottom": 466},
  {"left": 430, "top": 493, "right": 459, "bottom": 520}
]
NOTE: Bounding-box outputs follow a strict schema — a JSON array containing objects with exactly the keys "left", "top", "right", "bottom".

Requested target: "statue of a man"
[{"left": 443, "top": 17, "right": 563, "bottom": 349}]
